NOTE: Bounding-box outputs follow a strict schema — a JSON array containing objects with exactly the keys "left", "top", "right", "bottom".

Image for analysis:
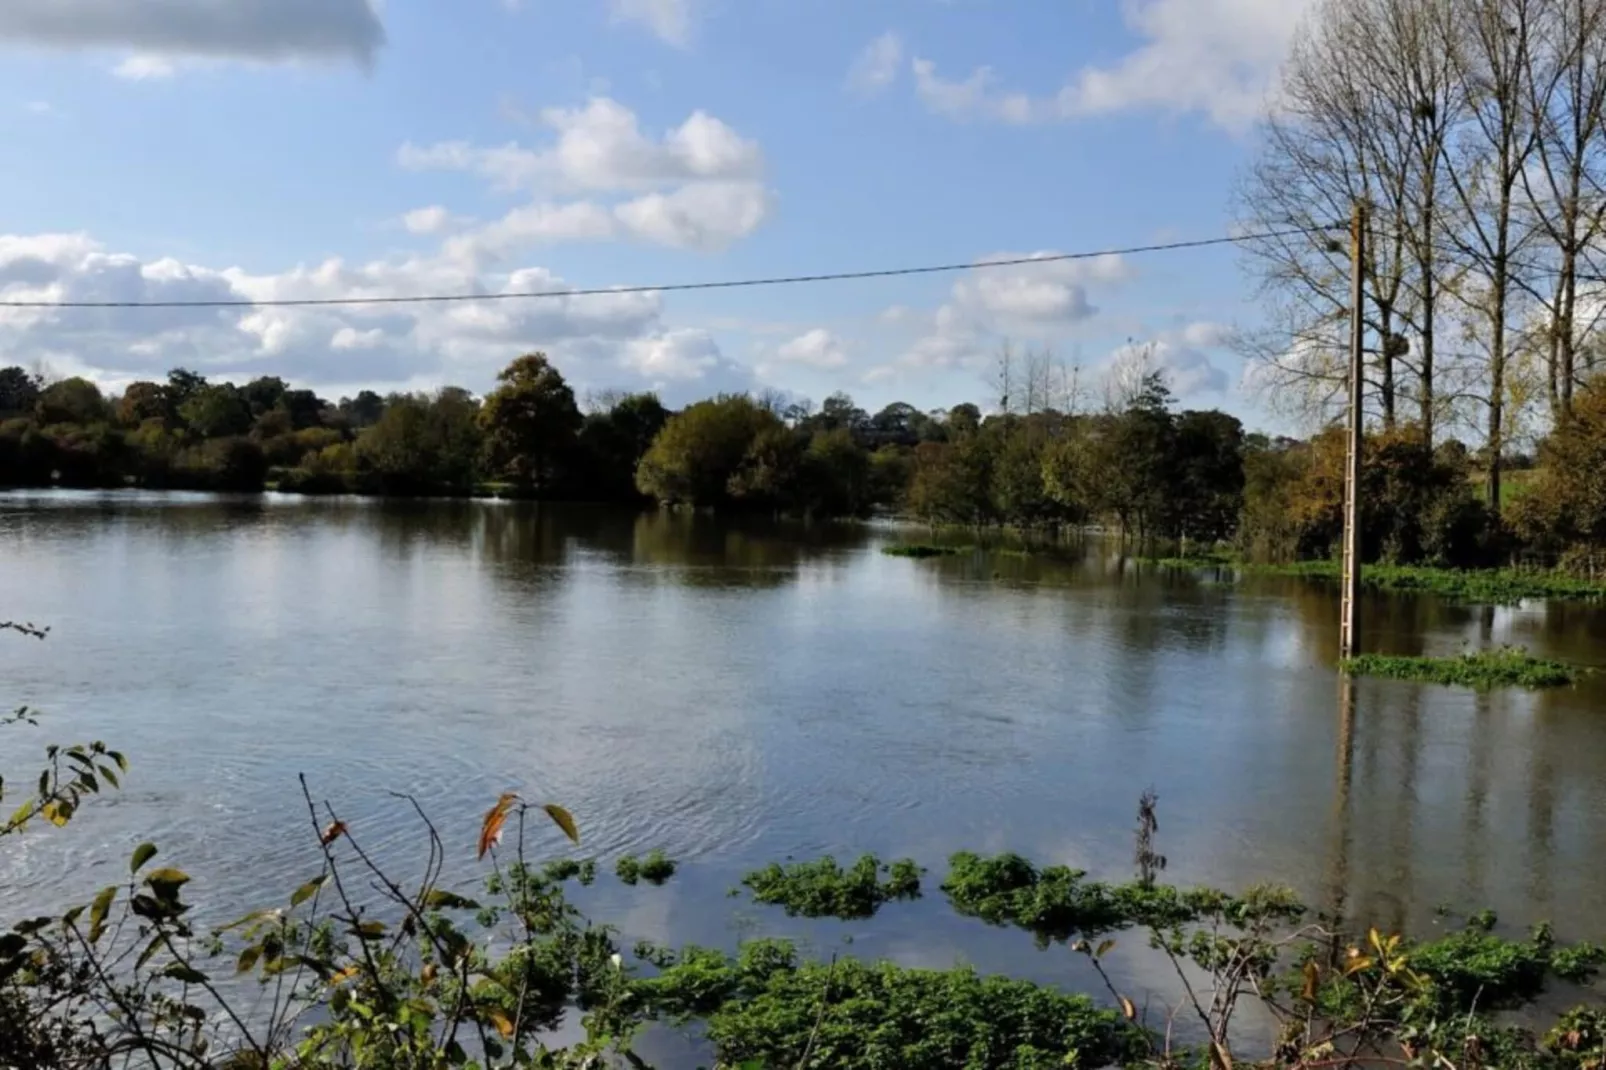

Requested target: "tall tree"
[{"left": 478, "top": 353, "right": 582, "bottom": 491}]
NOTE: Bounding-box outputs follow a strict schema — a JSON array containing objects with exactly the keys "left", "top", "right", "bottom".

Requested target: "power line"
[{"left": 0, "top": 226, "right": 1337, "bottom": 311}]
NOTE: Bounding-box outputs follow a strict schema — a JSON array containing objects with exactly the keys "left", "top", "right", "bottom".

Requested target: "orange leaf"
[
  {"left": 1120, "top": 995, "right": 1136, "bottom": 1021},
  {"left": 486, "top": 1007, "right": 515, "bottom": 1039},
  {"left": 329, "top": 965, "right": 359, "bottom": 985},
  {"left": 478, "top": 793, "right": 519, "bottom": 859},
  {"left": 320, "top": 821, "right": 348, "bottom": 847}
]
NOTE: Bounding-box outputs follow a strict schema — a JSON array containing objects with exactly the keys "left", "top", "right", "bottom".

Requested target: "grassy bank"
[{"left": 1342, "top": 648, "right": 1580, "bottom": 690}]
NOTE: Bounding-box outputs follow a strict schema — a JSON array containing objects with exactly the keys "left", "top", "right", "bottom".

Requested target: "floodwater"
[{"left": 3, "top": 490, "right": 1605, "bottom": 1048}]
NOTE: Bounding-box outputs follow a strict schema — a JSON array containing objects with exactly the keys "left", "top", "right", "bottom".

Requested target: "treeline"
[
  {"left": 6, "top": 352, "right": 1606, "bottom": 568},
  {"left": 1240, "top": 0, "right": 1606, "bottom": 513}
]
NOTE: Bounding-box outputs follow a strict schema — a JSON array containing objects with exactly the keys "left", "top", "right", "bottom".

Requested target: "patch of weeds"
[
  {"left": 1409, "top": 921, "right": 1606, "bottom": 1014},
  {"left": 740, "top": 854, "right": 923, "bottom": 919},
  {"left": 1342, "top": 648, "right": 1578, "bottom": 691},
  {"left": 1250, "top": 561, "right": 1606, "bottom": 605},
  {"left": 616, "top": 850, "right": 676, "bottom": 886},
  {"left": 541, "top": 858, "right": 597, "bottom": 885},
  {"left": 941, "top": 851, "right": 1301, "bottom": 947},
  {"left": 634, "top": 938, "right": 1144, "bottom": 1070},
  {"left": 880, "top": 543, "right": 969, "bottom": 559}
]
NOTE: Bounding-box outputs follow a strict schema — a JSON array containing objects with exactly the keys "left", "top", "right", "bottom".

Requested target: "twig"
[{"left": 795, "top": 952, "right": 838, "bottom": 1069}]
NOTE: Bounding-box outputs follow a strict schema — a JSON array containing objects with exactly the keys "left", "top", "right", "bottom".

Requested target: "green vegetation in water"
[
  {"left": 615, "top": 850, "right": 677, "bottom": 886},
  {"left": 1342, "top": 648, "right": 1579, "bottom": 691},
  {"left": 1144, "top": 551, "right": 1236, "bottom": 569},
  {"left": 1251, "top": 560, "right": 1606, "bottom": 604},
  {"left": 540, "top": 857, "right": 598, "bottom": 885},
  {"left": 635, "top": 939, "right": 1143, "bottom": 1069},
  {"left": 880, "top": 542, "right": 969, "bottom": 558},
  {"left": 941, "top": 851, "right": 1303, "bottom": 946},
  {"left": 740, "top": 854, "right": 922, "bottom": 919}
]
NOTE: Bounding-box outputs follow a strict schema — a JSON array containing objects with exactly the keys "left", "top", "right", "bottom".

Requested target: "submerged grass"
[
  {"left": 1250, "top": 560, "right": 1606, "bottom": 604},
  {"left": 616, "top": 850, "right": 677, "bottom": 886},
  {"left": 880, "top": 543, "right": 970, "bottom": 558},
  {"left": 1342, "top": 648, "right": 1580, "bottom": 691},
  {"left": 740, "top": 854, "right": 922, "bottom": 919}
]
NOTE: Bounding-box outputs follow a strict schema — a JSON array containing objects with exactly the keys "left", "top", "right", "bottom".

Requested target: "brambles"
[
  {"left": 616, "top": 850, "right": 676, "bottom": 886},
  {"left": 739, "top": 854, "right": 922, "bottom": 919},
  {"left": 1343, "top": 649, "right": 1579, "bottom": 691}
]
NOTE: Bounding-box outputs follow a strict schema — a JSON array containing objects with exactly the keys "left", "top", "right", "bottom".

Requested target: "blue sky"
[{"left": 0, "top": 0, "right": 1311, "bottom": 426}]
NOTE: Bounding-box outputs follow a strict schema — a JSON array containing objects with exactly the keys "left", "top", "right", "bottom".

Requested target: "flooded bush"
[{"left": 740, "top": 854, "right": 921, "bottom": 919}]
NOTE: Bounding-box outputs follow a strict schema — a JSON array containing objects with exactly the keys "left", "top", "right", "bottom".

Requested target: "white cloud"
[
  {"left": 401, "top": 206, "right": 460, "bottom": 236},
  {"left": 847, "top": 32, "right": 903, "bottom": 95},
  {"left": 770, "top": 328, "right": 848, "bottom": 370},
  {"left": 113, "top": 53, "right": 175, "bottom": 80},
  {"left": 400, "top": 98, "right": 763, "bottom": 194},
  {"left": 0, "top": 230, "right": 754, "bottom": 402},
  {"left": 1102, "top": 339, "right": 1228, "bottom": 397},
  {"left": 892, "top": 254, "right": 1132, "bottom": 374},
  {"left": 612, "top": 181, "right": 771, "bottom": 251},
  {"left": 620, "top": 329, "right": 756, "bottom": 399},
  {"left": 23, "top": 100, "right": 54, "bottom": 115},
  {"left": 0, "top": 0, "right": 385, "bottom": 67},
  {"left": 1180, "top": 320, "right": 1234, "bottom": 348},
  {"left": 909, "top": 0, "right": 1309, "bottom": 132},
  {"left": 912, "top": 58, "right": 1037, "bottom": 124},
  {"left": 607, "top": 0, "right": 693, "bottom": 47},
  {"left": 1058, "top": 0, "right": 1309, "bottom": 130},
  {"left": 400, "top": 98, "right": 772, "bottom": 258}
]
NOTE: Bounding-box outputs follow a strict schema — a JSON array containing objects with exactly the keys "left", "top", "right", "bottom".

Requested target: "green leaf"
[
  {"left": 144, "top": 868, "right": 191, "bottom": 899},
  {"left": 135, "top": 934, "right": 164, "bottom": 971},
  {"left": 111, "top": 751, "right": 129, "bottom": 772},
  {"left": 290, "top": 875, "right": 328, "bottom": 908},
  {"left": 97, "top": 765, "right": 120, "bottom": 789},
  {"left": 88, "top": 886, "right": 116, "bottom": 944},
  {"left": 130, "top": 842, "right": 158, "bottom": 875},
  {"left": 1095, "top": 939, "right": 1116, "bottom": 958},
  {"left": 7, "top": 800, "right": 32, "bottom": 830},
  {"left": 61, "top": 904, "right": 86, "bottom": 926},
  {"left": 422, "top": 889, "right": 481, "bottom": 911},
  {"left": 542, "top": 803, "right": 580, "bottom": 845},
  {"left": 354, "top": 921, "right": 386, "bottom": 940},
  {"left": 162, "top": 963, "right": 209, "bottom": 985},
  {"left": 236, "top": 945, "right": 263, "bottom": 975}
]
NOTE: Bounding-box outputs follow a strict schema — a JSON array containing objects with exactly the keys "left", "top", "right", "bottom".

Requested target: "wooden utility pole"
[{"left": 1340, "top": 202, "right": 1366, "bottom": 660}]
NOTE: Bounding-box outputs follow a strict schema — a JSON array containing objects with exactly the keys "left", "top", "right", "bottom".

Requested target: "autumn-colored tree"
[
  {"left": 1512, "top": 382, "right": 1606, "bottom": 560},
  {"left": 478, "top": 353, "right": 582, "bottom": 492},
  {"left": 117, "top": 381, "right": 169, "bottom": 427}
]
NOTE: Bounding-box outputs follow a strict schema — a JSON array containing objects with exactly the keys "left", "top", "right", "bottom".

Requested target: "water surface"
[{"left": 3, "top": 491, "right": 1604, "bottom": 1038}]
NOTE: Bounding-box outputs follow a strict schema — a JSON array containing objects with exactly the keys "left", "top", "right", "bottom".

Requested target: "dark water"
[{"left": 3, "top": 490, "right": 1606, "bottom": 1042}]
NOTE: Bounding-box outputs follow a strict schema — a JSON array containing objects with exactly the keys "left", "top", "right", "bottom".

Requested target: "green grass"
[
  {"left": 880, "top": 543, "right": 970, "bottom": 558},
  {"left": 1341, "top": 648, "right": 1580, "bottom": 691},
  {"left": 1250, "top": 561, "right": 1606, "bottom": 604}
]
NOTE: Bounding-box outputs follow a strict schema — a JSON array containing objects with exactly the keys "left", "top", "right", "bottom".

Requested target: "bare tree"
[
  {"left": 990, "top": 340, "right": 1016, "bottom": 415},
  {"left": 1439, "top": 0, "right": 1546, "bottom": 512},
  {"left": 1520, "top": 0, "right": 1606, "bottom": 417}
]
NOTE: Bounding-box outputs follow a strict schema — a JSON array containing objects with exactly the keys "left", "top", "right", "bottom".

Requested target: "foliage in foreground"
[{"left": 1343, "top": 648, "right": 1580, "bottom": 691}]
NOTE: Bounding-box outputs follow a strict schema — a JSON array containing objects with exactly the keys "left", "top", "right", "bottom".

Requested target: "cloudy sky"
[{"left": 0, "top": 0, "right": 1311, "bottom": 420}]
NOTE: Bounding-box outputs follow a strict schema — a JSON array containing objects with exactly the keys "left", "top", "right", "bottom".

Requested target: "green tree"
[
  {"left": 479, "top": 353, "right": 582, "bottom": 492},
  {"left": 574, "top": 392, "right": 669, "bottom": 500},
  {"left": 338, "top": 390, "right": 386, "bottom": 429},
  {"left": 1168, "top": 410, "right": 1246, "bottom": 544},
  {"left": 0, "top": 367, "right": 42, "bottom": 417},
  {"left": 637, "top": 394, "right": 782, "bottom": 506},
  {"left": 356, "top": 388, "right": 483, "bottom": 494},
  {"left": 35, "top": 378, "right": 111, "bottom": 426},
  {"left": 178, "top": 383, "right": 253, "bottom": 439}
]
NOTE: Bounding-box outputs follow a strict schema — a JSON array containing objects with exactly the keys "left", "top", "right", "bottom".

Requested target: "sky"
[{"left": 0, "top": 0, "right": 1315, "bottom": 426}]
